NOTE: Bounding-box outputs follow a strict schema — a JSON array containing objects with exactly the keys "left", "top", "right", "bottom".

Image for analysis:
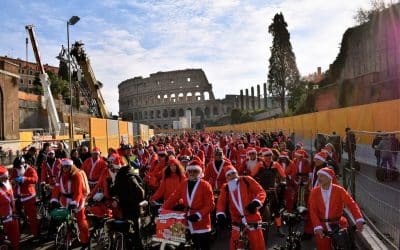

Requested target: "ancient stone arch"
[
  {"left": 204, "top": 106, "right": 210, "bottom": 117},
  {"left": 170, "top": 109, "right": 176, "bottom": 117},
  {"left": 178, "top": 108, "right": 184, "bottom": 117}
]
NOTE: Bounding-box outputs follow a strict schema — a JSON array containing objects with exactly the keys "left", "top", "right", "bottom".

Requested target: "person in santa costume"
[
  {"left": 145, "top": 147, "right": 168, "bottom": 192},
  {"left": 0, "top": 166, "right": 20, "bottom": 249},
  {"left": 200, "top": 137, "right": 214, "bottom": 165},
  {"left": 51, "top": 159, "right": 90, "bottom": 249},
  {"left": 239, "top": 147, "right": 264, "bottom": 176},
  {"left": 236, "top": 142, "right": 248, "bottom": 168},
  {"left": 150, "top": 157, "right": 186, "bottom": 203},
  {"left": 40, "top": 149, "right": 62, "bottom": 188},
  {"left": 323, "top": 143, "right": 340, "bottom": 174},
  {"left": 216, "top": 165, "right": 266, "bottom": 250},
  {"left": 251, "top": 148, "right": 286, "bottom": 237},
  {"left": 163, "top": 159, "right": 214, "bottom": 250},
  {"left": 223, "top": 142, "right": 238, "bottom": 166},
  {"left": 279, "top": 151, "right": 297, "bottom": 212},
  {"left": 204, "top": 148, "right": 233, "bottom": 192},
  {"left": 192, "top": 142, "right": 205, "bottom": 164},
  {"left": 81, "top": 147, "right": 108, "bottom": 190},
  {"left": 87, "top": 154, "right": 123, "bottom": 219},
  {"left": 309, "top": 167, "right": 364, "bottom": 250},
  {"left": 292, "top": 149, "right": 311, "bottom": 208},
  {"left": 310, "top": 151, "right": 338, "bottom": 189},
  {"left": 10, "top": 157, "right": 39, "bottom": 240},
  {"left": 133, "top": 142, "right": 150, "bottom": 168}
]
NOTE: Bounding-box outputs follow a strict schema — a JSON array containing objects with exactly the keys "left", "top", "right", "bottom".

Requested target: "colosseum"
[{"left": 118, "top": 69, "right": 242, "bottom": 129}]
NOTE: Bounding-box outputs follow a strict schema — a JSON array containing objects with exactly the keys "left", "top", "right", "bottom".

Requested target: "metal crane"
[
  {"left": 25, "top": 25, "right": 62, "bottom": 136},
  {"left": 70, "top": 41, "right": 109, "bottom": 118}
]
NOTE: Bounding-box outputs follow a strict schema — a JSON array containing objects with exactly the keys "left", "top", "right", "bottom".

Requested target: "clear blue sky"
[{"left": 0, "top": 0, "right": 373, "bottom": 114}]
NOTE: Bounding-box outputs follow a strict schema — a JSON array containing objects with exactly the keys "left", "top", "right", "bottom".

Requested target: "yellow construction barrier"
[{"left": 205, "top": 99, "right": 400, "bottom": 138}]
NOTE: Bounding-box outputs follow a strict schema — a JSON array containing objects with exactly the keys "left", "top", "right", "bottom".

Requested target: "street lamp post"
[{"left": 67, "top": 15, "right": 80, "bottom": 150}]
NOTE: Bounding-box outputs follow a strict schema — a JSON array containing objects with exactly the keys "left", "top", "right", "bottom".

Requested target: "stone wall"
[{"left": 0, "top": 59, "right": 20, "bottom": 140}]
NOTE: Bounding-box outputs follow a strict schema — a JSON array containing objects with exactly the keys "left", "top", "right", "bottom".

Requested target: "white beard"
[
  {"left": 138, "top": 149, "right": 144, "bottom": 155},
  {"left": 109, "top": 170, "right": 117, "bottom": 183},
  {"left": 228, "top": 178, "right": 238, "bottom": 192}
]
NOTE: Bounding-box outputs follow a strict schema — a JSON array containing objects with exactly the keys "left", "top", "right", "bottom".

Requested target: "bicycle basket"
[
  {"left": 331, "top": 228, "right": 352, "bottom": 249},
  {"left": 50, "top": 208, "right": 70, "bottom": 222}
]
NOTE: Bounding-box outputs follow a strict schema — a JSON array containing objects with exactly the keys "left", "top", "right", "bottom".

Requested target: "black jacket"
[{"left": 111, "top": 166, "right": 145, "bottom": 220}]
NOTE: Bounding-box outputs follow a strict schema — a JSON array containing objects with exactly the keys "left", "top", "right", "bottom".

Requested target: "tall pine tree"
[{"left": 268, "top": 13, "right": 300, "bottom": 113}]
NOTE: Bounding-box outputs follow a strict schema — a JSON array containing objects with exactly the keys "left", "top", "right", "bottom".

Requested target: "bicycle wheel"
[
  {"left": 55, "top": 222, "right": 70, "bottom": 250},
  {"left": 91, "top": 227, "right": 110, "bottom": 250},
  {"left": 38, "top": 203, "right": 50, "bottom": 231},
  {"left": 114, "top": 234, "right": 125, "bottom": 250},
  {"left": 262, "top": 205, "right": 271, "bottom": 245}
]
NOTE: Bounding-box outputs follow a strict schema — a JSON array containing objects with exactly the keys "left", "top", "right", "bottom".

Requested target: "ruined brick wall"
[{"left": 0, "top": 60, "right": 20, "bottom": 140}]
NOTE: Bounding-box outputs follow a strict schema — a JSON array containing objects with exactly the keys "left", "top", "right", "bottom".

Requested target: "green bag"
[{"left": 50, "top": 208, "right": 70, "bottom": 222}]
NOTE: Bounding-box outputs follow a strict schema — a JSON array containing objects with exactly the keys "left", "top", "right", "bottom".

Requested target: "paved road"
[{"left": 20, "top": 222, "right": 316, "bottom": 249}]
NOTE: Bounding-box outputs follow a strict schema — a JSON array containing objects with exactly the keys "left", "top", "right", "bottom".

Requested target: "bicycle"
[
  {"left": 107, "top": 218, "right": 135, "bottom": 250},
  {"left": 37, "top": 184, "right": 51, "bottom": 233},
  {"left": 233, "top": 222, "right": 267, "bottom": 250},
  {"left": 53, "top": 208, "right": 80, "bottom": 250},
  {"left": 274, "top": 207, "right": 307, "bottom": 250},
  {"left": 86, "top": 211, "right": 110, "bottom": 250},
  {"left": 324, "top": 224, "right": 358, "bottom": 250}
]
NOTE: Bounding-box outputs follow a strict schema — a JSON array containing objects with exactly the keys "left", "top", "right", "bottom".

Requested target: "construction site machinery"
[
  {"left": 25, "top": 25, "right": 62, "bottom": 136},
  {"left": 70, "top": 41, "right": 109, "bottom": 119}
]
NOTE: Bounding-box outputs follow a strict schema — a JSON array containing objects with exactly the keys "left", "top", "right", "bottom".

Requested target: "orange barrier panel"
[
  {"left": 205, "top": 99, "right": 400, "bottom": 137},
  {"left": 90, "top": 118, "right": 108, "bottom": 154}
]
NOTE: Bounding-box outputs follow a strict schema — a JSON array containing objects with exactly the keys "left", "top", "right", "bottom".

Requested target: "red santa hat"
[
  {"left": 92, "top": 147, "right": 101, "bottom": 154},
  {"left": 294, "top": 149, "right": 307, "bottom": 158},
  {"left": 247, "top": 147, "right": 257, "bottom": 155},
  {"left": 168, "top": 157, "right": 181, "bottom": 166},
  {"left": 272, "top": 141, "right": 279, "bottom": 147},
  {"left": 317, "top": 167, "right": 335, "bottom": 180},
  {"left": 261, "top": 148, "right": 273, "bottom": 156},
  {"left": 296, "top": 142, "right": 304, "bottom": 148},
  {"left": 0, "top": 166, "right": 8, "bottom": 178},
  {"left": 61, "top": 158, "right": 74, "bottom": 166},
  {"left": 279, "top": 151, "right": 290, "bottom": 159},
  {"left": 186, "top": 159, "right": 203, "bottom": 173},
  {"left": 225, "top": 165, "right": 238, "bottom": 177},
  {"left": 157, "top": 147, "right": 167, "bottom": 155},
  {"left": 314, "top": 151, "right": 328, "bottom": 163},
  {"left": 110, "top": 155, "right": 124, "bottom": 169}
]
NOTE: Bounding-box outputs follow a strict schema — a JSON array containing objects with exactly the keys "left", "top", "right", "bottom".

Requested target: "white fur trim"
[
  {"left": 314, "top": 225, "right": 323, "bottom": 232},
  {"left": 61, "top": 159, "right": 73, "bottom": 166},
  {"left": 247, "top": 149, "right": 257, "bottom": 154},
  {"left": 216, "top": 212, "right": 226, "bottom": 217},
  {"left": 253, "top": 199, "right": 262, "bottom": 207},
  {"left": 314, "top": 154, "right": 326, "bottom": 162},
  {"left": 317, "top": 169, "right": 333, "bottom": 180},
  {"left": 195, "top": 212, "right": 202, "bottom": 221},
  {"left": 356, "top": 218, "right": 365, "bottom": 224},
  {"left": 225, "top": 169, "right": 237, "bottom": 177},
  {"left": 50, "top": 198, "right": 59, "bottom": 203},
  {"left": 186, "top": 165, "right": 202, "bottom": 172},
  {"left": 0, "top": 173, "right": 8, "bottom": 178}
]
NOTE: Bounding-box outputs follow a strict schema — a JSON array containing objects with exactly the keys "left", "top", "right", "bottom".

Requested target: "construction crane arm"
[{"left": 25, "top": 25, "right": 61, "bottom": 136}]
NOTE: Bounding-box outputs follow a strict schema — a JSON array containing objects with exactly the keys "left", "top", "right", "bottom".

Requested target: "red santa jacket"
[
  {"left": 283, "top": 160, "right": 298, "bottom": 186},
  {"left": 179, "top": 148, "right": 194, "bottom": 158},
  {"left": 163, "top": 179, "right": 214, "bottom": 234},
  {"left": 200, "top": 143, "right": 214, "bottom": 163},
  {"left": 204, "top": 160, "right": 232, "bottom": 191},
  {"left": 51, "top": 167, "right": 85, "bottom": 211},
  {"left": 89, "top": 169, "right": 113, "bottom": 200},
  {"left": 223, "top": 145, "right": 238, "bottom": 165},
  {"left": 41, "top": 159, "right": 62, "bottom": 186},
  {"left": 0, "top": 182, "right": 15, "bottom": 222},
  {"left": 11, "top": 166, "right": 38, "bottom": 202},
  {"left": 292, "top": 158, "right": 311, "bottom": 184},
  {"left": 192, "top": 149, "right": 205, "bottom": 164},
  {"left": 239, "top": 157, "right": 264, "bottom": 175},
  {"left": 216, "top": 176, "right": 266, "bottom": 224},
  {"left": 250, "top": 160, "right": 286, "bottom": 179},
  {"left": 81, "top": 157, "right": 108, "bottom": 188},
  {"left": 150, "top": 172, "right": 186, "bottom": 202},
  {"left": 145, "top": 159, "right": 167, "bottom": 190},
  {"left": 134, "top": 148, "right": 150, "bottom": 166},
  {"left": 236, "top": 149, "right": 248, "bottom": 167},
  {"left": 309, "top": 184, "right": 363, "bottom": 232}
]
